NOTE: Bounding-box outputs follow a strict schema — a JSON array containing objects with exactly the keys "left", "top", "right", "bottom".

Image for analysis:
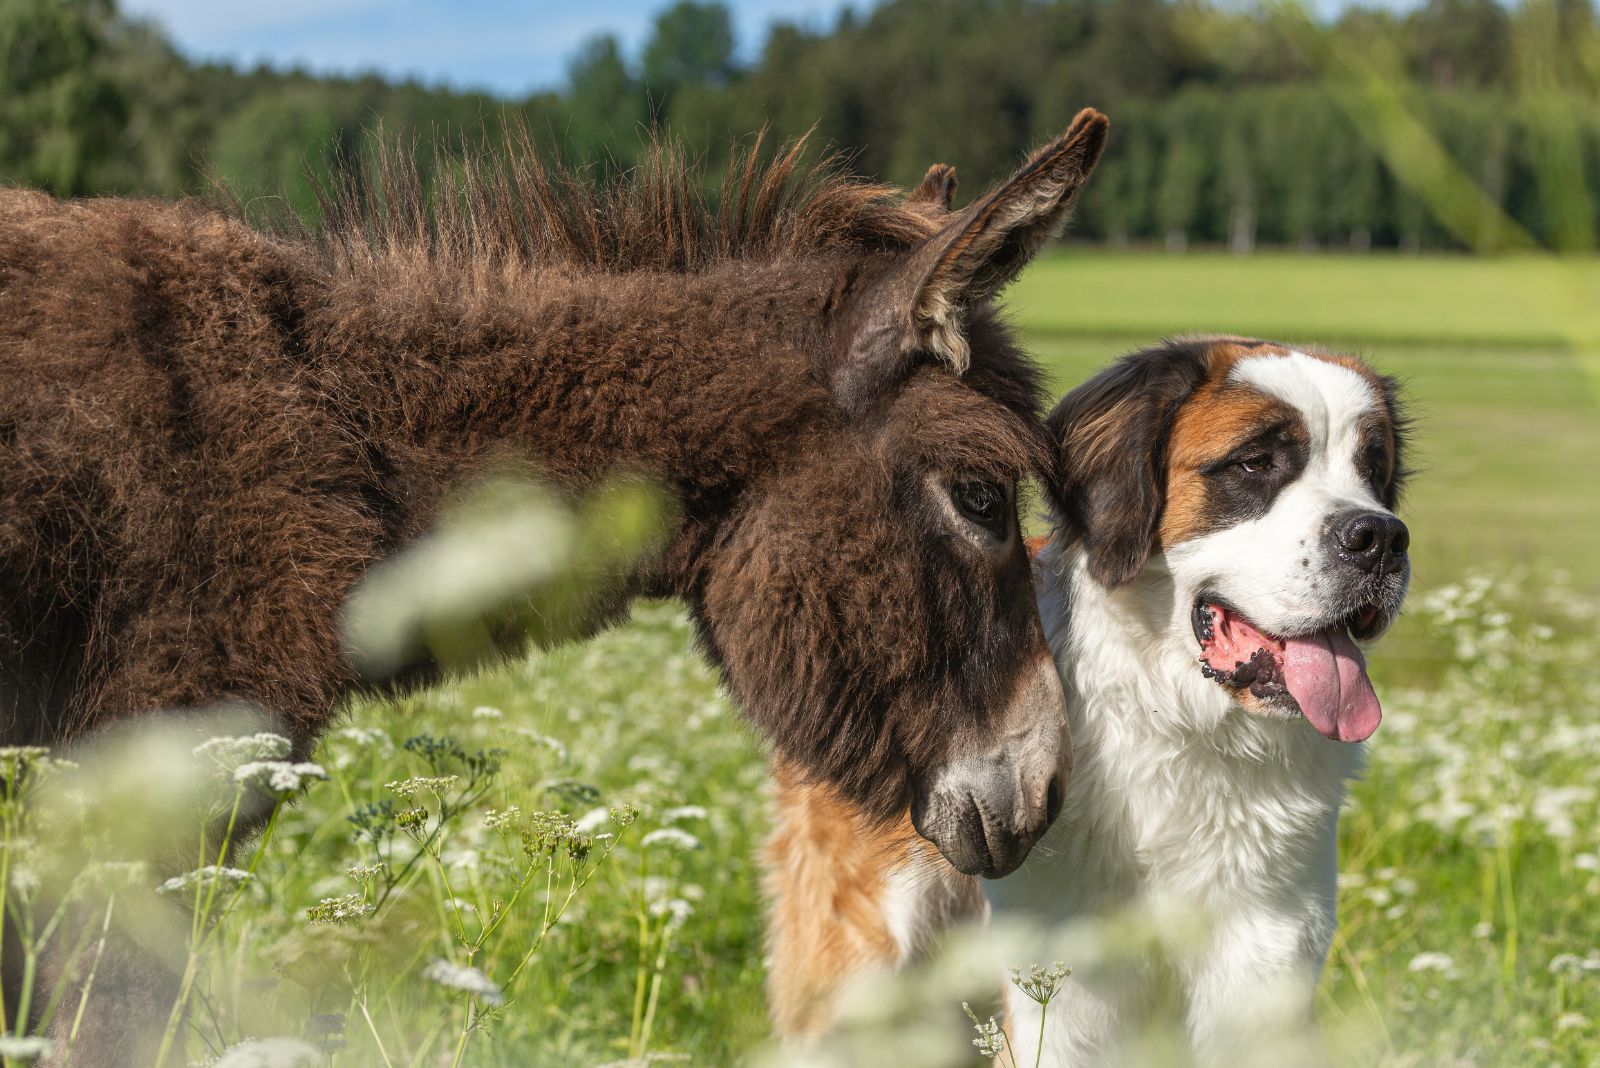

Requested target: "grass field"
[{"left": 11, "top": 253, "right": 1596, "bottom": 1067}]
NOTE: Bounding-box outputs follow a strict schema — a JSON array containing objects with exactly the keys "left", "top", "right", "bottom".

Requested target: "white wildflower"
[
  {"left": 422, "top": 958, "right": 504, "bottom": 1006},
  {"left": 385, "top": 775, "right": 458, "bottom": 801},
  {"left": 1575, "top": 853, "right": 1600, "bottom": 872},
  {"left": 640, "top": 828, "right": 700, "bottom": 852},
  {"left": 1011, "top": 961, "right": 1072, "bottom": 1005},
  {"left": 333, "top": 726, "right": 389, "bottom": 748},
  {"left": 0, "top": 1035, "right": 52, "bottom": 1061},
  {"left": 158, "top": 866, "right": 253, "bottom": 897},
  {"left": 484, "top": 806, "right": 522, "bottom": 831},
  {"left": 1550, "top": 953, "right": 1586, "bottom": 977},
  {"left": 471, "top": 705, "right": 503, "bottom": 719},
  {"left": 9, "top": 865, "right": 40, "bottom": 898},
  {"left": 661, "top": 805, "right": 708, "bottom": 824},
  {"left": 1557, "top": 1013, "right": 1589, "bottom": 1032},
  {"left": 306, "top": 893, "right": 373, "bottom": 925},
  {"left": 234, "top": 761, "right": 327, "bottom": 794},
  {"left": 346, "top": 863, "right": 384, "bottom": 886},
  {"left": 1407, "top": 952, "right": 1455, "bottom": 974},
  {"left": 215, "top": 1037, "right": 323, "bottom": 1067},
  {"left": 1472, "top": 922, "right": 1495, "bottom": 939},
  {"left": 963, "top": 1002, "right": 1008, "bottom": 1058},
  {"left": 194, "top": 733, "right": 292, "bottom": 775},
  {"left": 575, "top": 806, "right": 611, "bottom": 834},
  {"left": 648, "top": 896, "right": 694, "bottom": 932}
]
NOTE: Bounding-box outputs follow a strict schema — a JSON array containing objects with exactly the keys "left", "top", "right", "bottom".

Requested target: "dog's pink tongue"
[{"left": 1280, "top": 628, "right": 1382, "bottom": 742}]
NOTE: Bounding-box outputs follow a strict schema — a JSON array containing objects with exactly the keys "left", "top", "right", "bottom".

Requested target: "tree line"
[{"left": 4, "top": 0, "right": 1598, "bottom": 252}]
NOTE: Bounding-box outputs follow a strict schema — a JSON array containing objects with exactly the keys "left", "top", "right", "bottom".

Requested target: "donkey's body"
[
  {"left": 0, "top": 116, "right": 1107, "bottom": 1063},
  {"left": 0, "top": 191, "right": 863, "bottom": 749}
]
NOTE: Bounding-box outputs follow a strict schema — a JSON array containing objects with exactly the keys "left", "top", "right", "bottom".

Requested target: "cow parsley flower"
[
  {"left": 1011, "top": 961, "right": 1072, "bottom": 1005},
  {"left": 484, "top": 806, "right": 522, "bottom": 832},
  {"left": 234, "top": 761, "right": 327, "bottom": 794},
  {"left": 422, "top": 959, "right": 503, "bottom": 1006},
  {"left": 661, "top": 805, "right": 708, "bottom": 824},
  {"left": 214, "top": 1036, "right": 322, "bottom": 1067},
  {"left": 962, "top": 1002, "right": 1008, "bottom": 1058},
  {"left": 640, "top": 828, "right": 700, "bottom": 852},
  {"left": 195, "top": 734, "right": 292, "bottom": 775},
  {"left": 0, "top": 1035, "right": 52, "bottom": 1061},
  {"left": 648, "top": 896, "right": 694, "bottom": 932},
  {"left": 385, "top": 775, "right": 459, "bottom": 801},
  {"left": 157, "top": 866, "right": 253, "bottom": 897},
  {"left": 1407, "top": 952, "right": 1456, "bottom": 974},
  {"left": 346, "top": 863, "right": 384, "bottom": 886},
  {"left": 471, "top": 705, "right": 503, "bottom": 719},
  {"left": 306, "top": 893, "right": 373, "bottom": 925}
]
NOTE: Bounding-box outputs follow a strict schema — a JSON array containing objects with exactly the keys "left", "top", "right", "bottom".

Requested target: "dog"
[{"left": 764, "top": 336, "right": 1410, "bottom": 1062}]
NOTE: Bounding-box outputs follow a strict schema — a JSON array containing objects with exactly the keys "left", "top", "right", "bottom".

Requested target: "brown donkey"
[{"left": 0, "top": 110, "right": 1106, "bottom": 1059}]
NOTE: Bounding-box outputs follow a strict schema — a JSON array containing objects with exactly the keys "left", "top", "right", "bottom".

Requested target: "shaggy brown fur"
[{"left": 0, "top": 113, "right": 1107, "bottom": 1060}]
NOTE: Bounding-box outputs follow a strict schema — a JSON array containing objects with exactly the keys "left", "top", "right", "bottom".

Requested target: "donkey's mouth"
[{"left": 1192, "top": 598, "right": 1383, "bottom": 743}]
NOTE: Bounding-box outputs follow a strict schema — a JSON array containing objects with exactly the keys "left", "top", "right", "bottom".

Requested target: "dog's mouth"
[{"left": 1191, "top": 598, "right": 1383, "bottom": 743}]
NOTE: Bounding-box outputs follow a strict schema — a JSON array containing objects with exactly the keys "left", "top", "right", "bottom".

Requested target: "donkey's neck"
[{"left": 311, "top": 257, "right": 843, "bottom": 573}]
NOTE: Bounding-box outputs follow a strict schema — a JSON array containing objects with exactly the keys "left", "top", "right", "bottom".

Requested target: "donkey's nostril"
[{"left": 1045, "top": 772, "right": 1065, "bottom": 824}]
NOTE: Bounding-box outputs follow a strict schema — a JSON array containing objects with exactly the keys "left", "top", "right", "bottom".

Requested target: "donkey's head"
[{"left": 699, "top": 110, "right": 1108, "bottom": 877}]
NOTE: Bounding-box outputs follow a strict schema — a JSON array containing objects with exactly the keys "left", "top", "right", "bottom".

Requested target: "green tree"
[
  {"left": 641, "top": 1, "right": 736, "bottom": 115},
  {"left": 0, "top": 0, "right": 126, "bottom": 194}
]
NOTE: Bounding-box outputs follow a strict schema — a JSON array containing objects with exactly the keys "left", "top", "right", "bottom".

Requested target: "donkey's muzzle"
[{"left": 910, "top": 657, "right": 1070, "bottom": 878}]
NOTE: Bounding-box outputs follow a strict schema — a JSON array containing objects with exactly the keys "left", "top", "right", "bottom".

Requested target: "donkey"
[{"left": 0, "top": 110, "right": 1108, "bottom": 1059}]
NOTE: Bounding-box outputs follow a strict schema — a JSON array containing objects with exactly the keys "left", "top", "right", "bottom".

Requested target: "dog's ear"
[
  {"left": 1374, "top": 372, "right": 1410, "bottom": 511},
  {"left": 1047, "top": 343, "right": 1211, "bottom": 588}
]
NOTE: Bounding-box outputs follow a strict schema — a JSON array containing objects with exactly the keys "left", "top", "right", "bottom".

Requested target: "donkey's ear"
[
  {"left": 836, "top": 109, "right": 1108, "bottom": 410},
  {"left": 907, "top": 163, "right": 958, "bottom": 212},
  {"left": 1046, "top": 342, "right": 1210, "bottom": 588}
]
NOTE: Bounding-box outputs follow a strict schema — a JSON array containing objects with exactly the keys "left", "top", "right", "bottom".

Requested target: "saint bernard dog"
[{"left": 763, "top": 336, "right": 1411, "bottom": 1062}]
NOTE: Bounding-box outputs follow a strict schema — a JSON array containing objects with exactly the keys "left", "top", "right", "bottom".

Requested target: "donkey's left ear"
[
  {"left": 837, "top": 109, "right": 1108, "bottom": 410},
  {"left": 907, "top": 163, "right": 958, "bottom": 212}
]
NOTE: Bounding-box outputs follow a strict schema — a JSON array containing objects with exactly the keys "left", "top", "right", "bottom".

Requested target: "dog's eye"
[
  {"left": 952, "top": 480, "right": 1008, "bottom": 535},
  {"left": 1235, "top": 453, "right": 1272, "bottom": 474}
]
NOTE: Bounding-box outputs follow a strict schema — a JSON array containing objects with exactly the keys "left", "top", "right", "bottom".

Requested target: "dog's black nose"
[{"left": 1336, "top": 512, "right": 1410, "bottom": 575}]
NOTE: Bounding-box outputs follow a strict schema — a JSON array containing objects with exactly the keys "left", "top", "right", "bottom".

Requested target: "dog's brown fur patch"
[
  {"left": 764, "top": 762, "right": 922, "bottom": 1038},
  {"left": 1159, "top": 382, "right": 1298, "bottom": 547}
]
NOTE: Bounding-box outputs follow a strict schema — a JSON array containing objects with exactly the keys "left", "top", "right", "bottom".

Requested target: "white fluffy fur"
[{"left": 985, "top": 354, "right": 1398, "bottom": 1065}]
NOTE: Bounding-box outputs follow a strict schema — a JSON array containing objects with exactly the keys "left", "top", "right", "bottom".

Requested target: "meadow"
[{"left": 5, "top": 252, "right": 1596, "bottom": 1067}]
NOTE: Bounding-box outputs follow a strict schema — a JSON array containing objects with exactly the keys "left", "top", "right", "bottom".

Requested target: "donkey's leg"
[
  {"left": 762, "top": 761, "right": 986, "bottom": 1040},
  {"left": 42, "top": 634, "right": 329, "bottom": 1067}
]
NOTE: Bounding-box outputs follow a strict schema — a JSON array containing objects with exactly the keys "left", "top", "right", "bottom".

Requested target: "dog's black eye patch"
[{"left": 1201, "top": 423, "right": 1309, "bottom": 526}]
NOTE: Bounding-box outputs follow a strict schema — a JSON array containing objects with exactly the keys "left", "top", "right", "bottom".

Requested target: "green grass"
[{"left": 12, "top": 253, "right": 1595, "bottom": 1067}]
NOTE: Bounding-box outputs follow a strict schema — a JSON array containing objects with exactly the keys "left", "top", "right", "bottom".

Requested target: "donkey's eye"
[
  {"left": 1235, "top": 453, "right": 1273, "bottom": 474},
  {"left": 952, "top": 480, "right": 1008, "bottom": 536}
]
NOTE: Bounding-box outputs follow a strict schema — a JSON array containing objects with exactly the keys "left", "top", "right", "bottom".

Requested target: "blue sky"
[{"left": 120, "top": 0, "right": 861, "bottom": 98}]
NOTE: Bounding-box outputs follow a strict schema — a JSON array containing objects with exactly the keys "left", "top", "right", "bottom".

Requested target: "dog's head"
[{"left": 1047, "top": 337, "right": 1410, "bottom": 742}]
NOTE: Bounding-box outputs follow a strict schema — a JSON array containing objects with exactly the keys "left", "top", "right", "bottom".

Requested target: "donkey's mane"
[{"left": 309, "top": 127, "right": 941, "bottom": 274}]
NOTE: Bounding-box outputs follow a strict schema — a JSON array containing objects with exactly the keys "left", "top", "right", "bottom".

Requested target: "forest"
[{"left": 4, "top": 0, "right": 1599, "bottom": 251}]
